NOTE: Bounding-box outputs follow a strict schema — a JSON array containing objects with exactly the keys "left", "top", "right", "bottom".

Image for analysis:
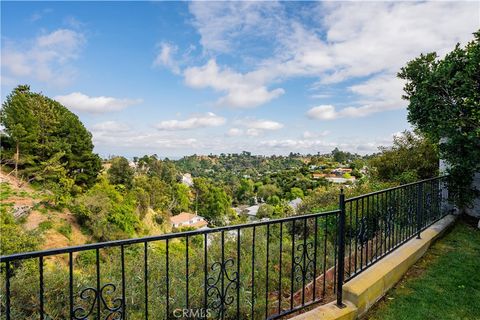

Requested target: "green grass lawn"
[{"left": 365, "top": 217, "right": 480, "bottom": 320}]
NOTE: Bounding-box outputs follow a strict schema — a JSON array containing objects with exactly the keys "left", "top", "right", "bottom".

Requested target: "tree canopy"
[
  {"left": 1, "top": 85, "right": 101, "bottom": 190},
  {"left": 398, "top": 30, "right": 480, "bottom": 207},
  {"left": 370, "top": 131, "right": 438, "bottom": 184}
]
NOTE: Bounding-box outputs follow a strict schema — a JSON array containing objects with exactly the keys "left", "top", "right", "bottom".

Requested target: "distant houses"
[
  {"left": 311, "top": 167, "right": 356, "bottom": 183},
  {"left": 170, "top": 212, "right": 208, "bottom": 229},
  {"left": 181, "top": 173, "right": 194, "bottom": 187},
  {"left": 244, "top": 204, "right": 260, "bottom": 219},
  {"left": 288, "top": 197, "right": 302, "bottom": 211}
]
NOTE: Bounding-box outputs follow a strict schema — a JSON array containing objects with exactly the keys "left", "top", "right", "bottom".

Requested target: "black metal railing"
[
  {"left": 342, "top": 176, "right": 449, "bottom": 282},
  {"left": 0, "top": 176, "right": 450, "bottom": 319}
]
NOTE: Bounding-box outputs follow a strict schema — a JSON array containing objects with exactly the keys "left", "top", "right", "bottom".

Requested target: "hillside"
[{"left": 0, "top": 170, "right": 89, "bottom": 252}]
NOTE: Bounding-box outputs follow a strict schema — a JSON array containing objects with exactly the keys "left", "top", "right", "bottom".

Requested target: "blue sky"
[{"left": 1, "top": 1, "right": 479, "bottom": 158}]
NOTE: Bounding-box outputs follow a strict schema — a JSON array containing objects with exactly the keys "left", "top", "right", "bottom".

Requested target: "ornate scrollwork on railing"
[
  {"left": 384, "top": 203, "right": 396, "bottom": 237},
  {"left": 424, "top": 191, "right": 433, "bottom": 221},
  {"left": 293, "top": 242, "right": 315, "bottom": 283},
  {"left": 356, "top": 216, "right": 369, "bottom": 246},
  {"left": 435, "top": 187, "right": 444, "bottom": 218},
  {"left": 206, "top": 258, "right": 239, "bottom": 317},
  {"left": 72, "top": 284, "right": 123, "bottom": 320},
  {"left": 402, "top": 195, "right": 416, "bottom": 228}
]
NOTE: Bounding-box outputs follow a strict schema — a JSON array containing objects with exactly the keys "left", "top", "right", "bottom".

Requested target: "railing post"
[
  {"left": 416, "top": 182, "right": 423, "bottom": 239},
  {"left": 336, "top": 189, "right": 346, "bottom": 307}
]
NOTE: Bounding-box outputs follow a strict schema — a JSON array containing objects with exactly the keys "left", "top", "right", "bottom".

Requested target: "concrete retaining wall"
[{"left": 291, "top": 214, "right": 457, "bottom": 320}]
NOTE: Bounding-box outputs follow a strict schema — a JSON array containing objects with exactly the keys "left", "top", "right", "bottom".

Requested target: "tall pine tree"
[{"left": 1, "top": 85, "right": 101, "bottom": 189}]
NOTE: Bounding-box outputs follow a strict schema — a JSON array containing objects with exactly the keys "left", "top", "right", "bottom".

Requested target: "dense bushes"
[
  {"left": 369, "top": 131, "right": 439, "bottom": 184},
  {"left": 0, "top": 207, "right": 39, "bottom": 256},
  {"left": 71, "top": 178, "right": 141, "bottom": 240}
]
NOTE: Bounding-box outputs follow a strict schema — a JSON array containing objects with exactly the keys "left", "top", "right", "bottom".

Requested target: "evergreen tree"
[{"left": 1, "top": 85, "right": 101, "bottom": 189}]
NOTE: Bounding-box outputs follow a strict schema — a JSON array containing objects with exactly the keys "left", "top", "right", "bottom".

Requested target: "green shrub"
[
  {"left": 0, "top": 182, "right": 12, "bottom": 200},
  {"left": 0, "top": 209, "right": 40, "bottom": 255},
  {"left": 56, "top": 222, "right": 72, "bottom": 240},
  {"left": 38, "top": 220, "right": 53, "bottom": 232}
]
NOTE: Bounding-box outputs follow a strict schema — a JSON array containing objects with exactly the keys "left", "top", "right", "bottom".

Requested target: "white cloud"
[
  {"left": 260, "top": 139, "right": 335, "bottom": 150},
  {"left": 155, "top": 112, "right": 226, "bottom": 130},
  {"left": 92, "top": 121, "right": 130, "bottom": 133},
  {"left": 306, "top": 105, "right": 339, "bottom": 120},
  {"left": 188, "top": 1, "right": 285, "bottom": 54},
  {"left": 303, "top": 130, "right": 330, "bottom": 139},
  {"left": 93, "top": 130, "right": 199, "bottom": 150},
  {"left": 1, "top": 29, "right": 85, "bottom": 86},
  {"left": 246, "top": 128, "right": 261, "bottom": 137},
  {"left": 153, "top": 42, "right": 180, "bottom": 74},
  {"left": 184, "top": 1, "right": 479, "bottom": 114},
  {"left": 225, "top": 118, "right": 284, "bottom": 137},
  {"left": 226, "top": 128, "right": 243, "bottom": 137},
  {"left": 54, "top": 92, "right": 142, "bottom": 113},
  {"left": 310, "top": 94, "right": 331, "bottom": 99},
  {"left": 242, "top": 119, "right": 284, "bottom": 131},
  {"left": 184, "top": 59, "right": 284, "bottom": 108}
]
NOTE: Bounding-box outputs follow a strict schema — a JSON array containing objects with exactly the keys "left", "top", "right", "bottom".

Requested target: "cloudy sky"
[{"left": 1, "top": 1, "right": 479, "bottom": 158}]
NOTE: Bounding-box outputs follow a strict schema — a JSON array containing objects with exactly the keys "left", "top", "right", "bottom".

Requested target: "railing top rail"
[
  {"left": 345, "top": 175, "right": 448, "bottom": 203},
  {"left": 0, "top": 209, "right": 339, "bottom": 263}
]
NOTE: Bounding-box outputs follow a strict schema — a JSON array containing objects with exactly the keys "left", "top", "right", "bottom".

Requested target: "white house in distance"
[
  {"left": 181, "top": 173, "right": 194, "bottom": 187},
  {"left": 170, "top": 212, "right": 208, "bottom": 229},
  {"left": 288, "top": 197, "right": 303, "bottom": 212}
]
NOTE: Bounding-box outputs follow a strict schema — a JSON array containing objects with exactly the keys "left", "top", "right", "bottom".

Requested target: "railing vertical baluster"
[
  {"left": 251, "top": 226, "right": 256, "bottom": 319},
  {"left": 400, "top": 187, "right": 405, "bottom": 243},
  {"left": 336, "top": 190, "right": 346, "bottom": 307},
  {"left": 403, "top": 187, "right": 407, "bottom": 241},
  {"left": 39, "top": 256, "right": 44, "bottom": 320},
  {"left": 221, "top": 231, "right": 225, "bottom": 320},
  {"left": 278, "top": 222, "right": 283, "bottom": 314},
  {"left": 322, "top": 216, "right": 327, "bottom": 298},
  {"left": 301, "top": 218, "right": 307, "bottom": 306},
  {"left": 398, "top": 188, "right": 403, "bottom": 243},
  {"left": 437, "top": 178, "right": 441, "bottom": 218},
  {"left": 236, "top": 229, "right": 240, "bottom": 320},
  {"left": 265, "top": 224, "right": 270, "bottom": 319},
  {"left": 121, "top": 245, "right": 126, "bottom": 319},
  {"left": 166, "top": 239, "right": 170, "bottom": 318},
  {"left": 410, "top": 185, "right": 414, "bottom": 238},
  {"left": 417, "top": 183, "right": 423, "bottom": 239},
  {"left": 387, "top": 190, "right": 391, "bottom": 252},
  {"left": 186, "top": 235, "right": 189, "bottom": 311},
  {"left": 375, "top": 193, "right": 380, "bottom": 260},
  {"left": 390, "top": 190, "right": 394, "bottom": 250},
  {"left": 378, "top": 194, "right": 382, "bottom": 257},
  {"left": 144, "top": 242, "right": 148, "bottom": 320},
  {"left": 393, "top": 189, "right": 397, "bottom": 246},
  {"left": 290, "top": 220, "right": 295, "bottom": 310},
  {"left": 312, "top": 217, "right": 318, "bottom": 302},
  {"left": 384, "top": 191, "right": 388, "bottom": 252},
  {"left": 365, "top": 196, "right": 370, "bottom": 266},
  {"left": 354, "top": 199, "right": 358, "bottom": 274},
  {"left": 360, "top": 197, "right": 364, "bottom": 271},
  {"left": 204, "top": 234, "right": 208, "bottom": 319},
  {"left": 69, "top": 252, "right": 73, "bottom": 319},
  {"left": 348, "top": 201, "right": 352, "bottom": 277},
  {"left": 5, "top": 261, "right": 11, "bottom": 320},
  {"left": 96, "top": 248, "right": 101, "bottom": 320},
  {"left": 333, "top": 213, "right": 337, "bottom": 293}
]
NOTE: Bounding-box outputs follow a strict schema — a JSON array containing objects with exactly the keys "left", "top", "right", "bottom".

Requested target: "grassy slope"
[
  {"left": 1, "top": 171, "right": 90, "bottom": 251},
  {"left": 365, "top": 218, "right": 480, "bottom": 320}
]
